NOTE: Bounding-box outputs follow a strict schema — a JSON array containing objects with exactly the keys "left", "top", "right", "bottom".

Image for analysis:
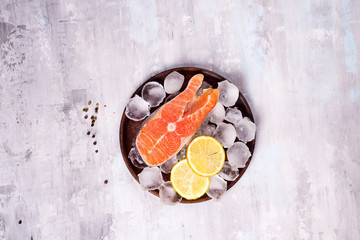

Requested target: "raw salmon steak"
[{"left": 136, "top": 74, "right": 219, "bottom": 166}]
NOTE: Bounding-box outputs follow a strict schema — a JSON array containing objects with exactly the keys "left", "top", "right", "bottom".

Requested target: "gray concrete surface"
[{"left": 0, "top": 0, "right": 360, "bottom": 239}]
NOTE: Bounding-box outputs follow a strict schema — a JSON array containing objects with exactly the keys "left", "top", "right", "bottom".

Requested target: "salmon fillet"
[{"left": 136, "top": 74, "right": 219, "bottom": 166}]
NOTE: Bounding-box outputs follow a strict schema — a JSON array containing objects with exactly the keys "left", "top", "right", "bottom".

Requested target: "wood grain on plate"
[{"left": 120, "top": 67, "right": 256, "bottom": 203}]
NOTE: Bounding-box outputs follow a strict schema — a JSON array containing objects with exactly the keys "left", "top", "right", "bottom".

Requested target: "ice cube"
[
  {"left": 236, "top": 117, "right": 256, "bottom": 143},
  {"left": 218, "top": 161, "right": 239, "bottom": 181},
  {"left": 194, "top": 115, "right": 210, "bottom": 135},
  {"left": 209, "top": 102, "right": 225, "bottom": 124},
  {"left": 192, "top": 130, "right": 202, "bottom": 138},
  {"left": 160, "top": 156, "right": 178, "bottom": 174},
  {"left": 213, "top": 122, "right": 236, "bottom": 148},
  {"left": 218, "top": 80, "right": 239, "bottom": 107},
  {"left": 164, "top": 71, "right": 184, "bottom": 94},
  {"left": 138, "top": 167, "right": 164, "bottom": 190},
  {"left": 176, "top": 144, "right": 187, "bottom": 160},
  {"left": 141, "top": 81, "right": 166, "bottom": 107},
  {"left": 159, "top": 181, "right": 182, "bottom": 205},
  {"left": 224, "top": 107, "right": 243, "bottom": 125},
  {"left": 197, "top": 81, "right": 212, "bottom": 95},
  {"left": 128, "top": 147, "right": 148, "bottom": 169},
  {"left": 200, "top": 123, "right": 217, "bottom": 136},
  {"left": 125, "top": 95, "right": 150, "bottom": 121},
  {"left": 206, "top": 175, "right": 228, "bottom": 200},
  {"left": 227, "top": 142, "right": 251, "bottom": 168}
]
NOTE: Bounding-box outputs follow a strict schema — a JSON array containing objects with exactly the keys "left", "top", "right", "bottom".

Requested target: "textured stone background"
[{"left": 0, "top": 0, "right": 360, "bottom": 239}]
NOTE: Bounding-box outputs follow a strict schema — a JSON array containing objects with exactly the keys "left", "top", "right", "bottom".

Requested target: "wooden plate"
[{"left": 120, "top": 67, "right": 256, "bottom": 203}]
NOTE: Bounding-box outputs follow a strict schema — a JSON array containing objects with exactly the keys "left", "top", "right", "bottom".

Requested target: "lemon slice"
[
  {"left": 170, "top": 159, "right": 210, "bottom": 200},
  {"left": 186, "top": 136, "right": 226, "bottom": 177}
]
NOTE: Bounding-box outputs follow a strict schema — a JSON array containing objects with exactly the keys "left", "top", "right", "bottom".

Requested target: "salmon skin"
[{"left": 136, "top": 74, "right": 219, "bottom": 166}]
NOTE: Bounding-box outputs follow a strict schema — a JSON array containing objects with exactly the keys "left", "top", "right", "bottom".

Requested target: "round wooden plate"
[{"left": 120, "top": 67, "right": 256, "bottom": 203}]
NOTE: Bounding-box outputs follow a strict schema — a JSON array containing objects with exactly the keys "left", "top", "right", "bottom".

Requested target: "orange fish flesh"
[{"left": 136, "top": 74, "right": 219, "bottom": 166}]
